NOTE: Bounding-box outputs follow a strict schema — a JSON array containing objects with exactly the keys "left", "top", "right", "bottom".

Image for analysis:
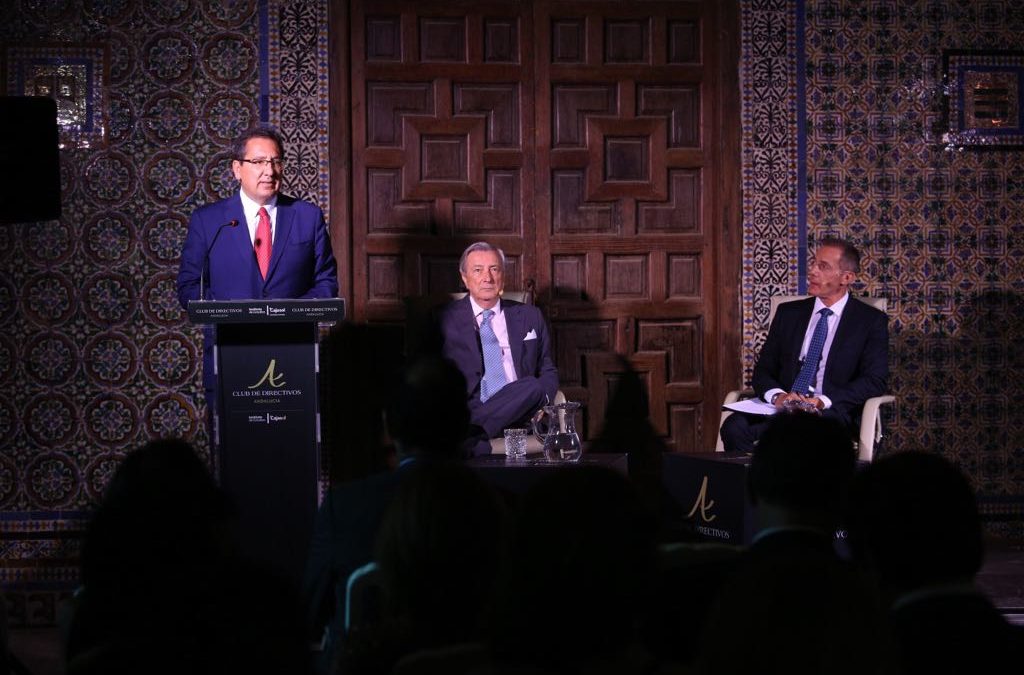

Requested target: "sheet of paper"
[{"left": 722, "top": 398, "right": 778, "bottom": 416}]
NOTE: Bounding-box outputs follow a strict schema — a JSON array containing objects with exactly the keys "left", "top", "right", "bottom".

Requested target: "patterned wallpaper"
[
  {"left": 0, "top": 0, "right": 328, "bottom": 626},
  {"left": 743, "top": 0, "right": 1024, "bottom": 533}
]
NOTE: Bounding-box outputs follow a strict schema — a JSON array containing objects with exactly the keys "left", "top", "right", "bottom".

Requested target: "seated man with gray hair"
[{"left": 428, "top": 241, "right": 559, "bottom": 456}]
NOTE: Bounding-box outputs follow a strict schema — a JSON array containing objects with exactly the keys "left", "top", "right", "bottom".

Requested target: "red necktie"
[{"left": 255, "top": 206, "right": 272, "bottom": 279}]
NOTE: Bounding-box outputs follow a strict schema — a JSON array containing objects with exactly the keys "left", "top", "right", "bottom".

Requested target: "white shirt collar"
[
  {"left": 813, "top": 291, "right": 849, "bottom": 317},
  {"left": 238, "top": 189, "right": 277, "bottom": 225},
  {"left": 468, "top": 295, "right": 501, "bottom": 318}
]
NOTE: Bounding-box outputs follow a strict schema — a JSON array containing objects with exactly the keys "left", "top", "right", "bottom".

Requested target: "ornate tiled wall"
[
  {"left": 0, "top": 0, "right": 328, "bottom": 625},
  {"left": 743, "top": 0, "right": 1024, "bottom": 533}
]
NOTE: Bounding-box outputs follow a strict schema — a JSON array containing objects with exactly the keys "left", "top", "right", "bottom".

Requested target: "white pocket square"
[{"left": 524, "top": 329, "right": 538, "bottom": 341}]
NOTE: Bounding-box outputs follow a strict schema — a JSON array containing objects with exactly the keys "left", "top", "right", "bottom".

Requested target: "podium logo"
[
  {"left": 248, "top": 359, "right": 286, "bottom": 389},
  {"left": 686, "top": 475, "right": 717, "bottom": 523}
]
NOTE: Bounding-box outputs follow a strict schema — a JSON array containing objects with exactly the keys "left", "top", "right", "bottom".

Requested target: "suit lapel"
[
  {"left": 824, "top": 297, "right": 857, "bottom": 373},
  {"left": 227, "top": 194, "right": 255, "bottom": 270},
  {"left": 265, "top": 197, "right": 293, "bottom": 284},
  {"left": 505, "top": 302, "right": 524, "bottom": 375},
  {"left": 458, "top": 296, "right": 480, "bottom": 360},
  {"left": 791, "top": 298, "right": 816, "bottom": 353}
]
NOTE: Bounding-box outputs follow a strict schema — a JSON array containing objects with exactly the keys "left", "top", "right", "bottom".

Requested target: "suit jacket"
[
  {"left": 176, "top": 192, "right": 338, "bottom": 308},
  {"left": 752, "top": 296, "right": 888, "bottom": 425},
  {"left": 434, "top": 296, "right": 559, "bottom": 413}
]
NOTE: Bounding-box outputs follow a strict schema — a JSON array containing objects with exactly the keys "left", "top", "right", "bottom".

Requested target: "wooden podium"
[{"left": 188, "top": 298, "right": 345, "bottom": 586}]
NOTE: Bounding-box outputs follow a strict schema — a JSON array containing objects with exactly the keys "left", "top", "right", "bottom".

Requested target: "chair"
[
  {"left": 716, "top": 296, "right": 895, "bottom": 461},
  {"left": 344, "top": 561, "right": 382, "bottom": 635}
]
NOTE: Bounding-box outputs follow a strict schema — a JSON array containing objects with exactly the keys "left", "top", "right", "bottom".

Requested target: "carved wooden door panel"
[
  {"left": 346, "top": 0, "right": 740, "bottom": 452},
  {"left": 350, "top": 0, "right": 535, "bottom": 323},
  {"left": 533, "top": 0, "right": 738, "bottom": 452}
]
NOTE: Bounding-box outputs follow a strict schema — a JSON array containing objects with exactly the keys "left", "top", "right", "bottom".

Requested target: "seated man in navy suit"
[
  {"left": 430, "top": 242, "right": 559, "bottom": 456},
  {"left": 721, "top": 237, "right": 888, "bottom": 452},
  {"left": 176, "top": 127, "right": 338, "bottom": 410}
]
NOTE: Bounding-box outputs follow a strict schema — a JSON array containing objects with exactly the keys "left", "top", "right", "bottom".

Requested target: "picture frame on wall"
[
  {"left": 3, "top": 42, "right": 109, "bottom": 149},
  {"left": 942, "top": 50, "right": 1024, "bottom": 150}
]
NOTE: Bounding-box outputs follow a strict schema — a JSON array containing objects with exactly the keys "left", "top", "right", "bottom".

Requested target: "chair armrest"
[
  {"left": 723, "top": 389, "right": 754, "bottom": 405},
  {"left": 716, "top": 389, "right": 756, "bottom": 452},
  {"left": 857, "top": 395, "right": 896, "bottom": 463}
]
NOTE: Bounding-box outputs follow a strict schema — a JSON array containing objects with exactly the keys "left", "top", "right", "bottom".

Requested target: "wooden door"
[
  {"left": 349, "top": 0, "right": 536, "bottom": 323},
  {"left": 533, "top": 0, "right": 739, "bottom": 451},
  {"left": 342, "top": 0, "right": 740, "bottom": 452}
]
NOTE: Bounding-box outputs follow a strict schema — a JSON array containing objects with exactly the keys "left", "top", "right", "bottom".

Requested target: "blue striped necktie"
[
  {"left": 791, "top": 307, "right": 833, "bottom": 396},
  {"left": 479, "top": 309, "right": 507, "bottom": 402}
]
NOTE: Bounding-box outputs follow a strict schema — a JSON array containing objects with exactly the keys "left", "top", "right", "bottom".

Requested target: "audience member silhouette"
[
  {"left": 587, "top": 357, "right": 687, "bottom": 542},
  {"left": 338, "top": 461, "right": 505, "bottom": 674},
  {"left": 489, "top": 466, "right": 661, "bottom": 674},
  {"left": 695, "top": 412, "right": 892, "bottom": 675},
  {"left": 846, "top": 451, "right": 1024, "bottom": 674},
  {"left": 66, "top": 438, "right": 311, "bottom": 675},
  {"left": 654, "top": 412, "right": 863, "bottom": 670},
  {"left": 696, "top": 556, "right": 892, "bottom": 675},
  {"left": 319, "top": 322, "right": 404, "bottom": 483},
  {"left": 302, "top": 356, "right": 470, "bottom": 672},
  {"left": 746, "top": 410, "right": 857, "bottom": 559}
]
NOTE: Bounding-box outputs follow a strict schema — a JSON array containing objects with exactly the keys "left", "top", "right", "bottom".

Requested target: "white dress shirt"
[
  {"left": 239, "top": 189, "right": 277, "bottom": 247},
  {"left": 764, "top": 292, "right": 850, "bottom": 409},
  {"left": 469, "top": 296, "right": 518, "bottom": 384}
]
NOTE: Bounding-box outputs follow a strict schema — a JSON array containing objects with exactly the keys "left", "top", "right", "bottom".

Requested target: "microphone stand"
[{"left": 199, "top": 219, "right": 238, "bottom": 301}]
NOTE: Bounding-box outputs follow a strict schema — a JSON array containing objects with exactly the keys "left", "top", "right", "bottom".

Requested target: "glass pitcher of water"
[{"left": 532, "top": 401, "right": 583, "bottom": 462}]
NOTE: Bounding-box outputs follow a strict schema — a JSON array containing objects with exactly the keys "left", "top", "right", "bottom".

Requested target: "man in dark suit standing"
[
  {"left": 721, "top": 237, "right": 888, "bottom": 452},
  {"left": 433, "top": 242, "right": 559, "bottom": 456},
  {"left": 176, "top": 127, "right": 338, "bottom": 404}
]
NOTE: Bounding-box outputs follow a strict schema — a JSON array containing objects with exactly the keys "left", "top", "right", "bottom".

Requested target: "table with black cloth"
[{"left": 465, "top": 452, "right": 629, "bottom": 497}]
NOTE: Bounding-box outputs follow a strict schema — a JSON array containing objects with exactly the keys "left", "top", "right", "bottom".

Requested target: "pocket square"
[{"left": 524, "top": 329, "right": 538, "bottom": 341}]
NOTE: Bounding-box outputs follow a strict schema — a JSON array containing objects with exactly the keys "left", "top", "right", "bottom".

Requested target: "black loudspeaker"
[{"left": 0, "top": 97, "right": 61, "bottom": 223}]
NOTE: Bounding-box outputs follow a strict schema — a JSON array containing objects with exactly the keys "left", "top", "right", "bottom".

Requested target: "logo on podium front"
[
  {"left": 686, "top": 475, "right": 717, "bottom": 523},
  {"left": 248, "top": 359, "right": 286, "bottom": 389}
]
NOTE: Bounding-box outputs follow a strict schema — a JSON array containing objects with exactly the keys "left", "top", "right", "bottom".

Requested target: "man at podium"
[
  {"left": 176, "top": 126, "right": 338, "bottom": 306},
  {"left": 176, "top": 127, "right": 339, "bottom": 412}
]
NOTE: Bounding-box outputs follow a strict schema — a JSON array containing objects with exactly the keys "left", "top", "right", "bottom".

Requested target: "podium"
[{"left": 188, "top": 298, "right": 345, "bottom": 586}]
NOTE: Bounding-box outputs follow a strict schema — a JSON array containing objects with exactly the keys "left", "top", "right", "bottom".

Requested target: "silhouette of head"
[
  {"left": 748, "top": 412, "right": 856, "bottom": 524},
  {"left": 846, "top": 451, "right": 983, "bottom": 594},
  {"left": 82, "top": 438, "right": 233, "bottom": 589},
  {"left": 386, "top": 356, "right": 469, "bottom": 459}
]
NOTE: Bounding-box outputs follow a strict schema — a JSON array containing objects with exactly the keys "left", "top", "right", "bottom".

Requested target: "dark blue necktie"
[
  {"left": 791, "top": 308, "right": 833, "bottom": 396},
  {"left": 480, "top": 309, "right": 507, "bottom": 402}
]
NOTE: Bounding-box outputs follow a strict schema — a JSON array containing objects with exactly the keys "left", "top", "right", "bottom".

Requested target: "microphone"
[{"left": 199, "top": 219, "right": 239, "bottom": 301}]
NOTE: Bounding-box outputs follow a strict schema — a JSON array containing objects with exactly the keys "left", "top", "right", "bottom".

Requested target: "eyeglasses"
[
  {"left": 238, "top": 158, "right": 285, "bottom": 170},
  {"left": 808, "top": 259, "right": 850, "bottom": 275}
]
